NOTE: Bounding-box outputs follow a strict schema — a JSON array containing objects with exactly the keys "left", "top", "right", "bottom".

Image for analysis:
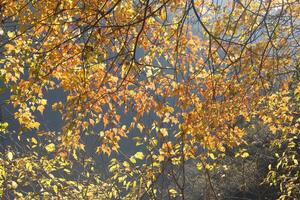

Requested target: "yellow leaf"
[
  {"left": 45, "top": 143, "right": 55, "bottom": 152},
  {"left": 269, "top": 126, "right": 277, "bottom": 134},
  {"left": 137, "top": 123, "right": 143, "bottom": 132},
  {"left": 40, "top": 99, "right": 47, "bottom": 105},
  {"left": 160, "top": 128, "right": 168, "bottom": 137},
  {"left": 11, "top": 181, "right": 18, "bottom": 190},
  {"left": 241, "top": 152, "right": 249, "bottom": 158},
  {"left": 29, "top": 121, "right": 40, "bottom": 129},
  {"left": 123, "top": 161, "right": 130, "bottom": 168},
  {"left": 31, "top": 137, "right": 38, "bottom": 144},
  {"left": 5, "top": 44, "right": 15, "bottom": 53},
  {"left": 37, "top": 105, "right": 45, "bottom": 113},
  {"left": 132, "top": 181, "right": 137, "bottom": 188},
  {"left": 7, "top": 151, "right": 13, "bottom": 161},
  {"left": 208, "top": 153, "right": 215, "bottom": 160},
  {"left": 134, "top": 152, "right": 144, "bottom": 160},
  {"left": 26, "top": 163, "right": 33, "bottom": 172},
  {"left": 7, "top": 31, "right": 15, "bottom": 38},
  {"left": 129, "top": 157, "right": 136, "bottom": 164},
  {"left": 196, "top": 163, "right": 203, "bottom": 170},
  {"left": 158, "top": 155, "right": 164, "bottom": 162},
  {"left": 73, "top": 150, "right": 78, "bottom": 160},
  {"left": 169, "top": 188, "right": 177, "bottom": 196},
  {"left": 218, "top": 144, "right": 225, "bottom": 152},
  {"left": 53, "top": 185, "right": 58, "bottom": 194}
]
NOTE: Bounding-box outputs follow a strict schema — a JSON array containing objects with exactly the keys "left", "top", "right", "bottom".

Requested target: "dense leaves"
[{"left": 0, "top": 0, "right": 299, "bottom": 199}]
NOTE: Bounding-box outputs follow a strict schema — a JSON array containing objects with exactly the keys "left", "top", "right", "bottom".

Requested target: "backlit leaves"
[{"left": 0, "top": 0, "right": 299, "bottom": 199}]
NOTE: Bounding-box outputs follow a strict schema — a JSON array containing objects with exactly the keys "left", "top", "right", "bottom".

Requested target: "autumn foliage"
[{"left": 0, "top": 0, "right": 299, "bottom": 199}]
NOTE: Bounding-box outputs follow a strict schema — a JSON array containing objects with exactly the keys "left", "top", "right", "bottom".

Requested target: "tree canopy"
[{"left": 0, "top": 0, "right": 299, "bottom": 199}]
